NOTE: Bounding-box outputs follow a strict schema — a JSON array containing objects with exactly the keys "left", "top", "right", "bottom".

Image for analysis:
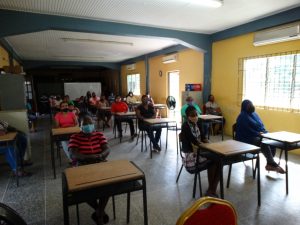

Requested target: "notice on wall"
[
  {"left": 185, "top": 83, "right": 202, "bottom": 91},
  {"left": 64, "top": 82, "right": 102, "bottom": 100}
]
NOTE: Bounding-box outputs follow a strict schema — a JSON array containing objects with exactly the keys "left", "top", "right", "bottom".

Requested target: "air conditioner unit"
[
  {"left": 126, "top": 63, "right": 136, "bottom": 70},
  {"left": 253, "top": 22, "right": 300, "bottom": 46},
  {"left": 162, "top": 54, "right": 177, "bottom": 64}
]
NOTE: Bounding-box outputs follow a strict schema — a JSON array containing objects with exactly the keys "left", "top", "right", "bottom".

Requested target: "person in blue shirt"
[{"left": 236, "top": 99, "right": 285, "bottom": 173}]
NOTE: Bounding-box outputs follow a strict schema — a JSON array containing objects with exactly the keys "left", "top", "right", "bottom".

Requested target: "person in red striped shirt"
[{"left": 68, "top": 115, "right": 110, "bottom": 225}]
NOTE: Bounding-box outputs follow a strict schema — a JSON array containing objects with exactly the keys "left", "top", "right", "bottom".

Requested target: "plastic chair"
[
  {"left": 0, "top": 202, "right": 27, "bottom": 225},
  {"left": 176, "top": 133, "right": 210, "bottom": 198},
  {"left": 176, "top": 196, "right": 237, "bottom": 225}
]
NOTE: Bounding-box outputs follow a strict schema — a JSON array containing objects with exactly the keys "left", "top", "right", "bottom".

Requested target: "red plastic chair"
[{"left": 176, "top": 197, "right": 237, "bottom": 225}]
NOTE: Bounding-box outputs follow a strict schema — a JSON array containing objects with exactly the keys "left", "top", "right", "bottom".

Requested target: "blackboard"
[{"left": 0, "top": 74, "right": 26, "bottom": 110}]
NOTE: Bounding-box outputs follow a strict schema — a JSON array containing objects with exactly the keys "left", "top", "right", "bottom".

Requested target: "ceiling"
[{"left": 1, "top": 0, "right": 300, "bottom": 65}]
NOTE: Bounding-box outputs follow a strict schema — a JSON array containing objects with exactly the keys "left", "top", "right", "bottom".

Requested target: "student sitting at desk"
[
  {"left": 54, "top": 101, "right": 78, "bottom": 161},
  {"left": 181, "top": 106, "right": 220, "bottom": 197},
  {"left": 68, "top": 115, "right": 110, "bottom": 225},
  {"left": 111, "top": 96, "right": 136, "bottom": 140},
  {"left": 0, "top": 120, "right": 32, "bottom": 177},
  {"left": 54, "top": 101, "right": 78, "bottom": 128},
  {"left": 204, "top": 94, "right": 225, "bottom": 134},
  {"left": 136, "top": 95, "right": 162, "bottom": 152},
  {"left": 181, "top": 96, "right": 209, "bottom": 141},
  {"left": 236, "top": 99, "right": 285, "bottom": 174},
  {"left": 97, "top": 96, "right": 112, "bottom": 128}
]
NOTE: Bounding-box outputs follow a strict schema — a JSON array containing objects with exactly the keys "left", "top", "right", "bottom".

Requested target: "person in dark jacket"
[
  {"left": 181, "top": 106, "right": 220, "bottom": 197},
  {"left": 236, "top": 99, "right": 285, "bottom": 173}
]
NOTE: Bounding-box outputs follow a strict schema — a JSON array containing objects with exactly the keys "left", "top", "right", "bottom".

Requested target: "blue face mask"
[
  {"left": 82, "top": 124, "right": 95, "bottom": 133},
  {"left": 188, "top": 101, "right": 193, "bottom": 106}
]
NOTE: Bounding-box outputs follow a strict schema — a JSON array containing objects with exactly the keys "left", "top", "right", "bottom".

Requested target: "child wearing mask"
[{"left": 68, "top": 115, "right": 110, "bottom": 225}]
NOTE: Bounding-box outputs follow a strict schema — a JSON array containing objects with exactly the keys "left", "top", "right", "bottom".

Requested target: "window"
[
  {"left": 127, "top": 73, "right": 140, "bottom": 95},
  {"left": 239, "top": 51, "right": 300, "bottom": 112}
]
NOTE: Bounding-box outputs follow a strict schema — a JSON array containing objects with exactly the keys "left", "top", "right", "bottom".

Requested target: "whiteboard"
[{"left": 64, "top": 82, "right": 102, "bottom": 100}]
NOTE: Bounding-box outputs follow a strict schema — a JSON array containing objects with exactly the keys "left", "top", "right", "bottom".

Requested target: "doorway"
[{"left": 168, "top": 71, "right": 180, "bottom": 119}]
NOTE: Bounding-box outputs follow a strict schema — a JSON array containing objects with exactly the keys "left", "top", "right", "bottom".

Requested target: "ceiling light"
[
  {"left": 61, "top": 38, "right": 133, "bottom": 46},
  {"left": 190, "top": 0, "right": 223, "bottom": 8},
  {"left": 52, "top": 55, "right": 105, "bottom": 59}
]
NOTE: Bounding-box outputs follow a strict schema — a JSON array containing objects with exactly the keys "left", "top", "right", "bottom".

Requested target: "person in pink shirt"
[
  {"left": 54, "top": 101, "right": 78, "bottom": 162},
  {"left": 54, "top": 101, "right": 78, "bottom": 128}
]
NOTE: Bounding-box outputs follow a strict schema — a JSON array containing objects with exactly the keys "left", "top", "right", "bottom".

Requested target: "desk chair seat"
[
  {"left": 176, "top": 197, "right": 237, "bottom": 225},
  {"left": 0, "top": 202, "right": 27, "bottom": 225}
]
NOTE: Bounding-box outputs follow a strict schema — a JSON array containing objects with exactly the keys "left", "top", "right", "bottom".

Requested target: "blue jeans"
[{"left": 0, "top": 133, "right": 27, "bottom": 171}]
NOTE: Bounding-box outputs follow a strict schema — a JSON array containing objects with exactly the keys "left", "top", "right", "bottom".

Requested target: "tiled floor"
[{"left": 1, "top": 117, "right": 300, "bottom": 225}]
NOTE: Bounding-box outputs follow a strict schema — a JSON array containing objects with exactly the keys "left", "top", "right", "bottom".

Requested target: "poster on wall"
[{"left": 185, "top": 83, "right": 202, "bottom": 91}]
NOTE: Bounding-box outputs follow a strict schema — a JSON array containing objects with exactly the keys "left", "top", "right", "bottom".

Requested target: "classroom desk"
[
  {"left": 199, "top": 140, "right": 261, "bottom": 206},
  {"left": 113, "top": 112, "right": 137, "bottom": 142},
  {"left": 0, "top": 132, "right": 18, "bottom": 185},
  {"left": 50, "top": 127, "right": 81, "bottom": 179},
  {"left": 62, "top": 160, "right": 148, "bottom": 225},
  {"left": 199, "top": 114, "right": 224, "bottom": 140},
  {"left": 143, "top": 118, "right": 177, "bottom": 158},
  {"left": 261, "top": 131, "right": 300, "bottom": 195}
]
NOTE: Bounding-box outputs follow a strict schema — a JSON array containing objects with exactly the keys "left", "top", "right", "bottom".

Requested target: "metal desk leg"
[
  {"left": 219, "top": 159, "right": 224, "bottom": 199},
  {"left": 221, "top": 118, "right": 224, "bottom": 141},
  {"left": 50, "top": 134, "right": 56, "bottom": 179},
  {"left": 142, "top": 178, "right": 148, "bottom": 225},
  {"left": 285, "top": 144, "right": 289, "bottom": 195},
  {"left": 257, "top": 152, "right": 261, "bottom": 206}
]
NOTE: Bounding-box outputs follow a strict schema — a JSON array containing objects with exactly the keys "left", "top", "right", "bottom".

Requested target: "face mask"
[
  {"left": 62, "top": 108, "right": 69, "bottom": 112},
  {"left": 188, "top": 101, "right": 193, "bottom": 106},
  {"left": 130, "top": 94, "right": 133, "bottom": 97},
  {"left": 82, "top": 124, "right": 95, "bottom": 133}
]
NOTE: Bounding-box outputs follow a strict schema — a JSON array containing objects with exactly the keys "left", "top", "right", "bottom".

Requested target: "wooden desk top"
[
  {"left": 262, "top": 131, "right": 300, "bottom": 144},
  {"left": 114, "top": 112, "right": 136, "bottom": 116},
  {"left": 0, "top": 132, "right": 17, "bottom": 142},
  {"left": 153, "top": 104, "right": 167, "bottom": 109},
  {"left": 51, "top": 126, "right": 81, "bottom": 136},
  {"left": 199, "top": 114, "right": 223, "bottom": 120},
  {"left": 200, "top": 140, "right": 260, "bottom": 156},
  {"left": 143, "top": 118, "right": 176, "bottom": 125},
  {"left": 65, "top": 160, "right": 144, "bottom": 192}
]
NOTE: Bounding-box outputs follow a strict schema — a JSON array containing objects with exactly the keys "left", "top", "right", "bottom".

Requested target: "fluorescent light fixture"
[
  {"left": 52, "top": 55, "right": 105, "bottom": 59},
  {"left": 61, "top": 38, "right": 134, "bottom": 46},
  {"left": 190, "top": 0, "right": 223, "bottom": 8}
]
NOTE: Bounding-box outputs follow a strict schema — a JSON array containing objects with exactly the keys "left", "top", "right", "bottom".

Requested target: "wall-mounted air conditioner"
[
  {"left": 162, "top": 54, "right": 177, "bottom": 64},
  {"left": 126, "top": 63, "right": 136, "bottom": 70},
  {"left": 253, "top": 22, "right": 300, "bottom": 46}
]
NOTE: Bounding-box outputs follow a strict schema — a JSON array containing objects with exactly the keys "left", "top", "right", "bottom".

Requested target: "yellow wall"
[
  {"left": 0, "top": 45, "right": 9, "bottom": 68},
  {"left": 121, "top": 49, "right": 204, "bottom": 108},
  {"left": 13, "top": 59, "right": 20, "bottom": 67},
  {"left": 121, "top": 60, "right": 146, "bottom": 99},
  {"left": 149, "top": 49, "right": 204, "bottom": 107},
  {"left": 212, "top": 34, "right": 300, "bottom": 153}
]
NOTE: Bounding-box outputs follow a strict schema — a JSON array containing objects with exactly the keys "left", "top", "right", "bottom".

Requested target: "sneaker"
[{"left": 265, "top": 164, "right": 285, "bottom": 174}]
